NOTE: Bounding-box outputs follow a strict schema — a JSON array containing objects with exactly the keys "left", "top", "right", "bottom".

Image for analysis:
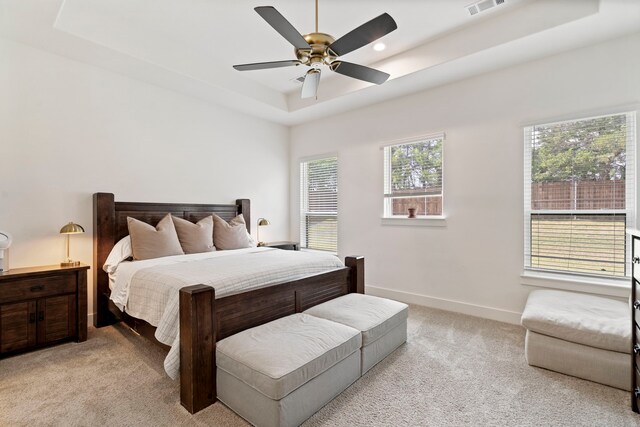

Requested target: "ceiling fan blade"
[
  {"left": 254, "top": 6, "right": 311, "bottom": 50},
  {"left": 328, "top": 13, "right": 397, "bottom": 57},
  {"left": 330, "top": 61, "right": 390, "bottom": 85},
  {"left": 233, "top": 60, "right": 301, "bottom": 71},
  {"left": 301, "top": 69, "right": 321, "bottom": 99},
  {"left": 329, "top": 13, "right": 398, "bottom": 56}
]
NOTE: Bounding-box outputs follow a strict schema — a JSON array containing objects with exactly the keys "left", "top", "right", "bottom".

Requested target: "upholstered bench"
[
  {"left": 304, "top": 293, "right": 408, "bottom": 374},
  {"left": 521, "top": 289, "right": 631, "bottom": 390},
  {"left": 216, "top": 313, "right": 361, "bottom": 427}
]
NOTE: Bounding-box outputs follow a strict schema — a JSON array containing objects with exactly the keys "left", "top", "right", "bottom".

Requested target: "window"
[
  {"left": 384, "top": 134, "right": 444, "bottom": 217},
  {"left": 300, "top": 156, "right": 338, "bottom": 252},
  {"left": 524, "top": 112, "right": 636, "bottom": 278}
]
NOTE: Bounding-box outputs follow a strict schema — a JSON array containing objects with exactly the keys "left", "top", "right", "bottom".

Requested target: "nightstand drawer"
[
  {"left": 634, "top": 238, "right": 640, "bottom": 282},
  {"left": 635, "top": 367, "right": 640, "bottom": 407},
  {"left": 0, "top": 275, "right": 76, "bottom": 304},
  {"left": 635, "top": 324, "right": 640, "bottom": 368}
]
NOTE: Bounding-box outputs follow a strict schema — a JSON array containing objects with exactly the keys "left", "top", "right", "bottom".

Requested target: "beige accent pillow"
[
  {"left": 127, "top": 214, "right": 185, "bottom": 260},
  {"left": 212, "top": 214, "right": 254, "bottom": 250},
  {"left": 172, "top": 215, "right": 215, "bottom": 254}
]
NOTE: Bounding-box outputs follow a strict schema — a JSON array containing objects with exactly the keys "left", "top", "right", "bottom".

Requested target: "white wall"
[
  {"left": 290, "top": 33, "right": 640, "bottom": 324},
  {"left": 0, "top": 38, "right": 290, "bottom": 319}
]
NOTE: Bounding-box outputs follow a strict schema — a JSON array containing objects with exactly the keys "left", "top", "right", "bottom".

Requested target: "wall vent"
[{"left": 466, "top": 0, "right": 506, "bottom": 16}]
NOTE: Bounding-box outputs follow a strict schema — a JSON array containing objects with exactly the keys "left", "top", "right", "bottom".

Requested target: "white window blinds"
[
  {"left": 384, "top": 135, "right": 444, "bottom": 217},
  {"left": 524, "top": 112, "right": 636, "bottom": 278},
  {"left": 300, "top": 156, "right": 338, "bottom": 252}
]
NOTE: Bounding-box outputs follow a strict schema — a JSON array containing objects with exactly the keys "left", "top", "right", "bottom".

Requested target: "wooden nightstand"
[
  {"left": 0, "top": 264, "right": 89, "bottom": 356},
  {"left": 263, "top": 241, "right": 300, "bottom": 251}
]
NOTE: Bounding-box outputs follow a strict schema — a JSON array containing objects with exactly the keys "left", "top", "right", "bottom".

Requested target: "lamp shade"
[
  {"left": 0, "top": 231, "right": 11, "bottom": 250},
  {"left": 60, "top": 222, "right": 85, "bottom": 234},
  {"left": 0, "top": 230, "right": 10, "bottom": 272}
]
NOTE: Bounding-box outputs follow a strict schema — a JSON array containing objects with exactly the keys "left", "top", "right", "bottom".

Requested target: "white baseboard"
[
  {"left": 88, "top": 312, "right": 95, "bottom": 327},
  {"left": 366, "top": 285, "right": 523, "bottom": 326}
]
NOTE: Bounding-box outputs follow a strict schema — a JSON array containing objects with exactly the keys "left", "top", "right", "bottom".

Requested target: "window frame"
[
  {"left": 299, "top": 154, "right": 338, "bottom": 254},
  {"left": 523, "top": 111, "right": 636, "bottom": 280},
  {"left": 382, "top": 132, "right": 445, "bottom": 219}
]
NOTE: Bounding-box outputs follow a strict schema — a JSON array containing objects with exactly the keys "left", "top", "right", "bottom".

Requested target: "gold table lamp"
[
  {"left": 60, "top": 222, "right": 84, "bottom": 267},
  {"left": 257, "top": 218, "right": 270, "bottom": 246}
]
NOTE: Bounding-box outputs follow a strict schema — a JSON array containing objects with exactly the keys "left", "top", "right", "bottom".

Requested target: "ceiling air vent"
[
  {"left": 477, "top": 0, "right": 494, "bottom": 11},
  {"left": 467, "top": 0, "right": 506, "bottom": 16}
]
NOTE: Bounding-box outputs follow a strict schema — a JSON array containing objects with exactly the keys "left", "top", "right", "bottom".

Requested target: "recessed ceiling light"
[{"left": 373, "top": 42, "right": 386, "bottom": 52}]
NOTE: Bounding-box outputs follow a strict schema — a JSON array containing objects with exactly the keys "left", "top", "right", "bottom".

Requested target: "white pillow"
[{"left": 103, "top": 236, "right": 133, "bottom": 274}]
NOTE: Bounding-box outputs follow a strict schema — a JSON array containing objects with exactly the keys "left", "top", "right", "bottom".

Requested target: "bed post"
[
  {"left": 180, "top": 284, "right": 216, "bottom": 414},
  {"left": 346, "top": 256, "right": 365, "bottom": 294},
  {"left": 236, "top": 199, "right": 250, "bottom": 233},
  {"left": 93, "top": 192, "right": 118, "bottom": 327}
]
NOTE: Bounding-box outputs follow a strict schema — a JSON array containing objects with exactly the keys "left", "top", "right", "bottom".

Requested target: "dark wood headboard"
[{"left": 92, "top": 192, "right": 250, "bottom": 327}]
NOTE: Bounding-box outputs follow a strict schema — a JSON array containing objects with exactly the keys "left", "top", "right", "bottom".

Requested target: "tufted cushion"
[
  {"left": 304, "top": 293, "right": 408, "bottom": 346},
  {"left": 521, "top": 289, "right": 630, "bottom": 353},
  {"left": 216, "top": 313, "right": 361, "bottom": 400}
]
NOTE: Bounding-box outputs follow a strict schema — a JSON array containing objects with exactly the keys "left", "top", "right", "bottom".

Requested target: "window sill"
[
  {"left": 520, "top": 270, "right": 630, "bottom": 298},
  {"left": 380, "top": 216, "right": 447, "bottom": 227}
]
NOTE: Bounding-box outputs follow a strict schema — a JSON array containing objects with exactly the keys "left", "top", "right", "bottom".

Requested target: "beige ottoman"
[
  {"left": 521, "top": 289, "right": 631, "bottom": 390},
  {"left": 216, "top": 313, "right": 361, "bottom": 427},
  {"left": 304, "top": 293, "right": 408, "bottom": 374}
]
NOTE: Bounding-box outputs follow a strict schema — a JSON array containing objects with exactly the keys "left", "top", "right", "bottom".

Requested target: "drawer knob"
[
  {"left": 635, "top": 344, "right": 640, "bottom": 355},
  {"left": 635, "top": 388, "right": 640, "bottom": 398},
  {"left": 30, "top": 285, "right": 44, "bottom": 292},
  {"left": 634, "top": 257, "right": 640, "bottom": 264},
  {"left": 635, "top": 301, "right": 640, "bottom": 310}
]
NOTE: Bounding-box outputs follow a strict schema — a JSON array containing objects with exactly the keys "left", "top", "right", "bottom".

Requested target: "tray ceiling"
[{"left": 1, "top": 0, "right": 639, "bottom": 125}]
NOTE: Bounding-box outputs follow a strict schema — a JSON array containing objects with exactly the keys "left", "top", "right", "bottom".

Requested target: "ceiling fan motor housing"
[{"left": 296, "top": 32, "right": 337, "bottom": 66}]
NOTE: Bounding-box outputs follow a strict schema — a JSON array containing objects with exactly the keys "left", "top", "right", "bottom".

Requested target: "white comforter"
[{"left": 109, "top": 247, "right": 344, "bottom": 378}]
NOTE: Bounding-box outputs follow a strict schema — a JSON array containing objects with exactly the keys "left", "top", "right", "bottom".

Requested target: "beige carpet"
[{"left": 0, "top": 304, "right": 637, "bottom": 426}]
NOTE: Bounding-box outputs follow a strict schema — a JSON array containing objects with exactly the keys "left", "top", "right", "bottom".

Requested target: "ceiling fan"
[{"left": 232, "top": 0, "right": 397, "bottom": 99}]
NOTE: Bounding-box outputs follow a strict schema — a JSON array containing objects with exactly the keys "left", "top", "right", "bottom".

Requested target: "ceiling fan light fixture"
[
  {"left": 301, "top": 68, "right": 321, "bottom": 99},
  {"left": 373, "top": 42, "right": 386, "bottom": 51}
]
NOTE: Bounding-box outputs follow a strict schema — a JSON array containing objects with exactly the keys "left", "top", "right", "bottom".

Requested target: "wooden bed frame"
[{"left": 93, "top": 193, "right": 364, "bottom": 414}]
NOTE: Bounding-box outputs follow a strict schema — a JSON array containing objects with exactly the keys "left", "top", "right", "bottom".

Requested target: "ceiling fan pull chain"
[{"left": 315, "top": 0, "right": 319, "bottom": 33}]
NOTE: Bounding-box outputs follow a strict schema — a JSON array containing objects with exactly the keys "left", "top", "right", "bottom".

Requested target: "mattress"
[{"left": 108, "top": 247, "right": 344, "bottom": 378}]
